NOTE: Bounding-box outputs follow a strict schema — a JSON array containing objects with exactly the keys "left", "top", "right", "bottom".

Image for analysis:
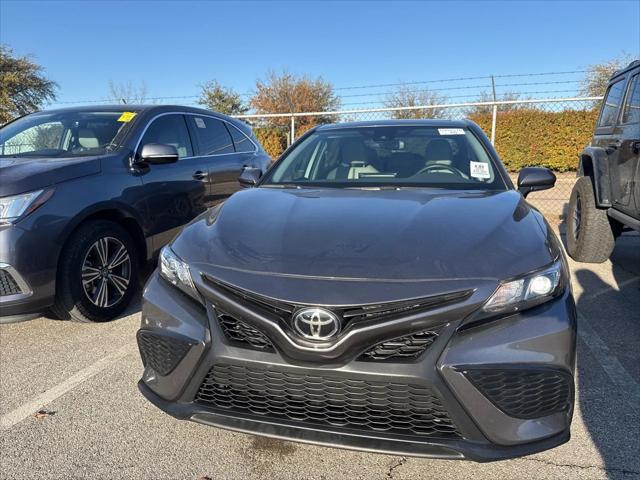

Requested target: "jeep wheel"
[
  {"left": 50, "top": 220, "right": 139, "bottom": 322},
  {"left": 566, "top": 177, "right": 615, "bottom": 263}
]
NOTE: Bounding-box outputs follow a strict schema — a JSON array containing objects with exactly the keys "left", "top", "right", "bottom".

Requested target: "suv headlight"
[
  {"left": 482, "top": 260, "right": 565, "bottom": 314},
  {"left": 159, "top": 246, "right": 200, "bottom": 301},
  {"left": 0, "top": 189, "right": 54, "bottom": 223}
]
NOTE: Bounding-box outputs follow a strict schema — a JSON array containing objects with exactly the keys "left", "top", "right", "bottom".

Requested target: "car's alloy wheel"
[
  {"left": 81, "top": 237, "right": 131, "bottom": 308},
  {"left": 50, "top": 220, "right": 139, "bottom": 323}
]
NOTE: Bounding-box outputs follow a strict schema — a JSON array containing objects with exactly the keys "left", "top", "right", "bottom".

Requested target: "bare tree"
[
  {"left": 0, "top": 44, "right": 57, "bottom": 124},
  {"left": 579, "top": 54, "right": 635, "bottom": 97},
  {"left": 107, "top": 80, "right": 148, "bottom": 104},
  {"left": 468, "top": 91, "right": 528, "bottom": 115},
  {"left": 383, "top": 85, "right": 448, "bottom": 119}
]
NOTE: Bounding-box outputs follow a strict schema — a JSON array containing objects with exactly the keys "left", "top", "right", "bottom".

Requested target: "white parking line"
[
  {"left": 577, "top": 312, "right": 640, "bottom": 416},
  {"left": 0, "top": 343, "right": 136, "bottom": 431}
]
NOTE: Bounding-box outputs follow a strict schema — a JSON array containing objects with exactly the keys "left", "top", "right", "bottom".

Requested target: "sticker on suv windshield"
[
  {"left": 195, "top": 117, "right": 206, "bottom": 128},
  {"left": 470, "top": 161, "right": 491, "bottom": 179},
  {"left": 117, "top": 112, "right": 137, "bottom": 122},
  {"left": 438, "top": 128, "right": 465, "bottom": 135}
]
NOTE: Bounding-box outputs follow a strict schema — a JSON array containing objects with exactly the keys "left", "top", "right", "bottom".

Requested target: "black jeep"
[{"left": 567, "top": 59, "right": 640, "bottom": 263}]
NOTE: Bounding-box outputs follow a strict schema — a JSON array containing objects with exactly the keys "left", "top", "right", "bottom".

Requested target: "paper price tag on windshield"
[
  {"left": 438, "top": 128, "right": 465, "bottom": 135},
  {"left": 470, "top": 161, "right": 491, "bottom": 179},
  {"left": 117, "top": 112, "right": 136, "bottom": 122}
]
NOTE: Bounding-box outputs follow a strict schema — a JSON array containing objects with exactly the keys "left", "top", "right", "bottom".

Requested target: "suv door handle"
[{"left": 193, "top": 170, "right": 208, "bottom": 181}]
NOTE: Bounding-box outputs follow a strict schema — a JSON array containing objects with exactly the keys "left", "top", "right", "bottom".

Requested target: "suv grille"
[
  {"left": 218, "top": 312, "right": 274, "bottom": 351},
  {"left": 137, "top": 331, "right": 194, "bottom": 376},
  {"left": 195, "top": 364, "right": 460, "bottom": 438},
  {"left": 465, "top": 369, "right": 572, "bottom": 419},
  {"left": 0, "top": 270, "right": 22, "bottom": 296},
  {"left": 359, "top": 330, "right": 440, "bottom": 361}
]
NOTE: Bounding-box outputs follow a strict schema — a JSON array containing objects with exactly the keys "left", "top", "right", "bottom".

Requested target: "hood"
[
  {"left": 173, "top": 187, "right": 558, "bottom": 304},
  {"left": 0, "top": 155, "right": 103, "bottom": 196}
]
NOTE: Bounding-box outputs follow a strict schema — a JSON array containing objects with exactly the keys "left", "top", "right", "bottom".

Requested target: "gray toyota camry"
[{"left": 137, "top": 120, "right": 576, "bottom": 462}]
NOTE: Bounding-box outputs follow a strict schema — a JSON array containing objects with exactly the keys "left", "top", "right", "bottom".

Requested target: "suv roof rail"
[{"left": 612, "top": 59, "right": 640, "bottom": 78}]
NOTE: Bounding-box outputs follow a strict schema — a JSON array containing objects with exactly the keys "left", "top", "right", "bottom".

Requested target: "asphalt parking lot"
[{"left": 1, "top": 229, "right": 639, "bottom": 480}]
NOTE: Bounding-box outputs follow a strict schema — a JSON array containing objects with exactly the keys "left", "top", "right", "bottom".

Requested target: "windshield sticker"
[
  {"left": 438, "top": 128, "right": 465, "bottom": 135},
  {"left": 470, "top": 161, "right": 491, "bottom": 179},
  {"left": 117, "top": 112, "right": 137, "bottom": 122},
  {"left": 195, "top": 117, "right": 206, "bottom": 128}
]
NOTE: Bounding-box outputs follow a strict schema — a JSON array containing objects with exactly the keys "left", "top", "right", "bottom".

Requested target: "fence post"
[
  {"left": 290, "top": 116, "right": 295, "bottom": 144},
  {"left": 490, "top": 75, "right": 497, "bottom": 145}
]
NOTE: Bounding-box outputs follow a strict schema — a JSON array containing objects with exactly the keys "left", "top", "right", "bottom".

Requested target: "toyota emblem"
[{"left": 293, "top": 308, "right": 340, "bottom": 341}]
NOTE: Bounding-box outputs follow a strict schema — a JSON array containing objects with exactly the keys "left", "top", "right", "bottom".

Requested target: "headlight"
[
  {"left": 482, "top": 260, "right": 564, "bottom": 314},
  {"left": 0, "top": 189, "right": 54, "bottom": 223},
  {"left": 159, "top": 246, "right": 200, "bottom": 301}
]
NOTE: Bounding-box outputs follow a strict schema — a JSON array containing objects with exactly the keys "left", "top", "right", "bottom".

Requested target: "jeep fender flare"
[{"left": 578, "top": 147, "right": 613, "bottom": 208}]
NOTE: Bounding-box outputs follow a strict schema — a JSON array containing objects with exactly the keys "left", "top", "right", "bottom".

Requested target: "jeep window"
[
  {"left": 598, "top": 80, "right": 626, "bottom": 127},
  {"left": 0, "top": 111, "right": 137, "bottom": 158},
  {"left": 621, "top": 74, "right": 640, "bottom": 124},
  {"left": 262, "top": 126, "right": 507, "bottom": 190}
]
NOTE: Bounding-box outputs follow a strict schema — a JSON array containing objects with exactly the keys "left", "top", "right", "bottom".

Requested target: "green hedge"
[{"left": 469, "top": 108, "right": 598, "bottom": 172}]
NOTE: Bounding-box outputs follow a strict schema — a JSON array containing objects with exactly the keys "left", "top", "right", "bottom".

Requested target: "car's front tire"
[
  {"left": 50, "top": 220, "right": 139, "bottom": 322},
  {"left": 566, "top": 176, "right": 615, "bottom": 263}
]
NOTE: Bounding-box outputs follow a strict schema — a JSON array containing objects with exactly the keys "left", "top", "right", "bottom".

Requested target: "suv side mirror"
[
  {"left": 140, "top": 143, "right": 179, "bottom": 164},
  {"left": 238, "top": 167, "right": 262, "bottom": 188},
  {"left": 517, "top": 167, "right": 556, "bottom": 197}
]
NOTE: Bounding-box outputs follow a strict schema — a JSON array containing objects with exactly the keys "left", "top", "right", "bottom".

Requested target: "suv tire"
[
  {"left": 566, "top": 177, "right": 615, "bottom": 263},
  {"left": 50, "top": 220, "right": 139, "bottom": 322}
]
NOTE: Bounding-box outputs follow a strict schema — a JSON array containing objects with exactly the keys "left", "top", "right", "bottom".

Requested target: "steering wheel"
[{"left": 415, "top": 163, "right": 466, "bottom": 177}]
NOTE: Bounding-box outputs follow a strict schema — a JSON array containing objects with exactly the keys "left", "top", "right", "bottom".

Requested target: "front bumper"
[
  {"left": 0, "top": 223, "right": 58, "bottom": 317},
  {"left": 137, "top": 271, "right": 577, "bottom": 462}
]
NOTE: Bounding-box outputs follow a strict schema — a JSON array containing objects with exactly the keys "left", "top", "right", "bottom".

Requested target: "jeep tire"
[{"left": 566, "top": 177, "right": 615, "bottom": 263}]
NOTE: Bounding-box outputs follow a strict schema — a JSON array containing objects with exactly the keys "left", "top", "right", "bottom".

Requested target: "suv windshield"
[
  {"left": 262, "top": 125, "right": 506, "bottom": 190},
  {"left": 0, "top": 110, "right": 138, "bottom": 158}
]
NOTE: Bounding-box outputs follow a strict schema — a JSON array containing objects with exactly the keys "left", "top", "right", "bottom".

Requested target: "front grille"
[
  {"left": 137, "top": 331, "right": 194, "bottom": 376},
  {"left": 465, "top": 369, "right": 572, "bottom": 419},
  {"left": 360, "top": 330, "right": 440, "bottom": 361},
  {"left": 203, "top": 275, "right": 472, "bottom": 326},
  {"left": 218, "top": 312, "right": 274, "bottom": 351},
  {"left": 195, "top": 364, "right": 460, "bottom": 438},
  {"left": 0, "top": 270, "right": 22, "bottom": 296}
]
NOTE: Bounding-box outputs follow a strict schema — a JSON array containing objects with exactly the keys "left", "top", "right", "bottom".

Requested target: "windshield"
[
  {"left": 0, "top": 110, "right": 138, "bottom": 158},
  {"left": 262, "top": 126, "right": 507, "bottom": 190}
]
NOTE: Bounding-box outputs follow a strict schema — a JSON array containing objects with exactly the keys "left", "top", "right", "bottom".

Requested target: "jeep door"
[
  {"left": 593, "top": 75, "right": 634, "bottom": 214},
  {"left": 619, "top": 71, "right": 640, "bottom": 215}
]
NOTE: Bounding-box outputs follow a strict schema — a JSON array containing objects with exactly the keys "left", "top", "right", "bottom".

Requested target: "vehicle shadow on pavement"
[{"left": 573, "top": 242, "right": 640, "bottom": 479}]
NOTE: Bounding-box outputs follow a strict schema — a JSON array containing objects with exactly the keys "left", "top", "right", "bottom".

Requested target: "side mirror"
[
  {"left": 517, "top": 167, "right": 556, "bottom": 197},
  {"left": 139, "top": 143, "right": 179, "bottom": 164},
  {"left": 238, "top": 167, "right": 262, "bottom": 188}
]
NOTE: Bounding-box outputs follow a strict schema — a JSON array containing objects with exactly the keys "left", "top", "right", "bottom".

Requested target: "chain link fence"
[{"left": 236, "top": 96, "right": 603, "bottom": 223}]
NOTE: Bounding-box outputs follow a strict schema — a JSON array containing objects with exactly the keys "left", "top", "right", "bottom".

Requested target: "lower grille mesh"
[
  {"left": 218, "top": 313, "right": 274, "bottom": 351},
  {"left": 0, "top": 270, "right": 22, "bottom": 296},
  {"left": 195, "top": 364, "right": 460, "bottom": 438},
  {"left": 360, "top": 330, "right": 440, "bottom": 361},
  {"left": 465, "top": 369, "right": 572, "bottom": 419},
  {"left": 137, "top": 331, "right": 194, "bottom": 376}
]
